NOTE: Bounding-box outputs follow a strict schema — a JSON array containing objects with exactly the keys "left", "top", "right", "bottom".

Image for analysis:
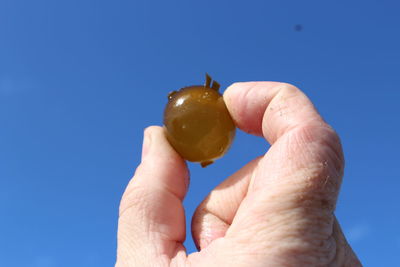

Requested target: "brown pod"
[{"left": 163, "top": 74, "right": 236, "bottom": 167}]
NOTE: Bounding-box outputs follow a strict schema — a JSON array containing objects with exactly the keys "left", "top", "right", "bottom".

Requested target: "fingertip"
[
  {"left": 125, "top": 125, "right": 189, "bottom": 206},
  {"left": 223, "top": 82, "right": 256, "bottom": 113},
  {"left": 223, "top": 81, "right": 281, "bottom": 136},
  {"left": 142, "top": 125, "right": 184, "bottom": 167},
  {"left": 141, "top": 126, "right": 154, "bottom": 161}
]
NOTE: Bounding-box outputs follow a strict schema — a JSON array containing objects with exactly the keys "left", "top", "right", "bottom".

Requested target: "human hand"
[{"left": 116, "top": 82, "right": 362, "bottom": 266}]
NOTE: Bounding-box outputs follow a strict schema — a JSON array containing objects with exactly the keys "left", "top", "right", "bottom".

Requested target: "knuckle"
[
  {"left": 278, "top": 82, "right": 301, "bottom": 95},
  {"left": 119, "top": 182, "right": 150, "bottom": 217},
  {"left": 290, "top": 123, "right": 345, "bottom": 176}
]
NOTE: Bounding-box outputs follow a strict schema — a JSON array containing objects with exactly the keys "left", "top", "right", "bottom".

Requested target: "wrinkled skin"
[{"left": 116, "top": 82, "right": 362, "bottom": 267}]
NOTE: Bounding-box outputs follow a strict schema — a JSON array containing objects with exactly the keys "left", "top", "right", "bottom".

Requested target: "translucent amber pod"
[{"left": 163, "top": 74, "right": 236, "bottom": 167}]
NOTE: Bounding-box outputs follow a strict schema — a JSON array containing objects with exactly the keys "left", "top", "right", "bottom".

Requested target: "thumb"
[{"left": 116, "top": 126, "right": 189, "bottom": 266}]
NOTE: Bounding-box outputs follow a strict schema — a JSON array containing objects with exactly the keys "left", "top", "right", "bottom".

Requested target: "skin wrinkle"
[
  {"left": 192, "top": 157, "right": 260, "bottom": 250},
  {"left": 291, "top": 124, "right": 344, "bottom": 174},
  {"left": 195, "top": 199, "right": 230, "bottom": 227},
  {"left": 226, "top": 229, "right": 336, "bottom": 267},
  {"left": 329, "top": 219, "right": 362, "bottom": 267},
  {"left": 120, "top": 186, "right": 186, "bottom": 245},
  {"left": 263, "top": 89, "right": 326, "bottom": 145},
  {"left": 237, "top": 83, "right": 258, "bottom": 134},
  {"left": 119, "top": 201, "right": 186, "bottom": 267},
  {"left": 281, "top": 159, "right": 340, "bottom": 201},
  {"left": 192, "top": 207, "right": 230, "bottom": 250},
  {"left": 205, "top": 172, "right": 251, "bottom": 222},
  {"left": 225, "top": 82, "right": 276, "bottom": 136},
  {"left": 117, "top": 222, "right": 146, "bottom": 263},
  {"left": 138, "top": 160, "right": 189, "bottom": 201},
  {"left": 200, "top": 214, "right": 227, "bottom": 249},
  {"left": 254, "top": 148, "right": 339, "bottom": 202},
  {"left": 260, "top": 124, "right": 343, "bottom": 202},
  {"left": 290, "top": 146, "right": 342, "bottom": 208},
  {"left": 170, "top": 246, "right": 189, "bottom": 267},
  {"left": 267, "top": 168, "right": 338, "bottom": 215},
  {"left": 245, "top": 161, "right": 259, "bottom": 198},
  {"left": 248, "top": 221, "right": 335, "bottom": 264},
  {"left": 150, "top": 203, "right": 185, "bottom": 243},
  {"left": 237, "top": 188, "right": 335, "bottom": 238},
  {"left": 281, "top": 124, "right": 342, "bottom": 167},
  {"left": 119, "top": 184, "right": 152, "bottom": 218},
  {"left": 270, "top": 85, "right": 298, "bottom": 118},
  {"left": 117, "top": 220, "right": 156, "bottom": 267}
]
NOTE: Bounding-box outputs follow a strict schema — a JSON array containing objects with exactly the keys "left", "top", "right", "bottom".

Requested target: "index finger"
[
  {"left": 222, "top": 82, "right": 344, "bottom": 234},
  {"left": 223, "top": 82, "right": 328, "bottom": 144}
]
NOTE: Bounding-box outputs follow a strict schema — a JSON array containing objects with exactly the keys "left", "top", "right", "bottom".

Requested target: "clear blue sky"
[{"left": 1, "top": 0, "right": 399, "bottom": 266}]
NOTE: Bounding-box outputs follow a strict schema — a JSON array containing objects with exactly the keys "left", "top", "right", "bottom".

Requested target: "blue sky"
[{"left": 1, "top": 0, "right": 399, "bottom": 266}]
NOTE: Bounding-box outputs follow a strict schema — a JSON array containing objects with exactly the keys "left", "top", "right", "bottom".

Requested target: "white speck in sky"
[
  {"left": 33, "top": 256, "right": 55, "bottom": 267},
  {"left": 0, "top": 76, "right": 34, "bottom": 95},
  {"left": 346, "top": 223, "right": 371, "bottom": 243}
]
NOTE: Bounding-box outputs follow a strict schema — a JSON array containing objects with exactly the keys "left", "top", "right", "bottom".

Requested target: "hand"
[{"left": 116, "top": 82, "right": 362, "bottom": 266}]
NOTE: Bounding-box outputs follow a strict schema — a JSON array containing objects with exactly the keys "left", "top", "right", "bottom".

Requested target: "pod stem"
[
  {"left": 205, "top": 73, "right": 212, "bottom": 88},
  {"left": 205, "top": 73, "right": 220, "bottom": 91},
  {"left": 201, "top": 161, "right": 214, "bottom": 168}
]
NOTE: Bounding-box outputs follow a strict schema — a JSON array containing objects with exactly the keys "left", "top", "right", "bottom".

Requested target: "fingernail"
[{"left": 141, "top": 130, "right": 152, "bottom": 161}]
